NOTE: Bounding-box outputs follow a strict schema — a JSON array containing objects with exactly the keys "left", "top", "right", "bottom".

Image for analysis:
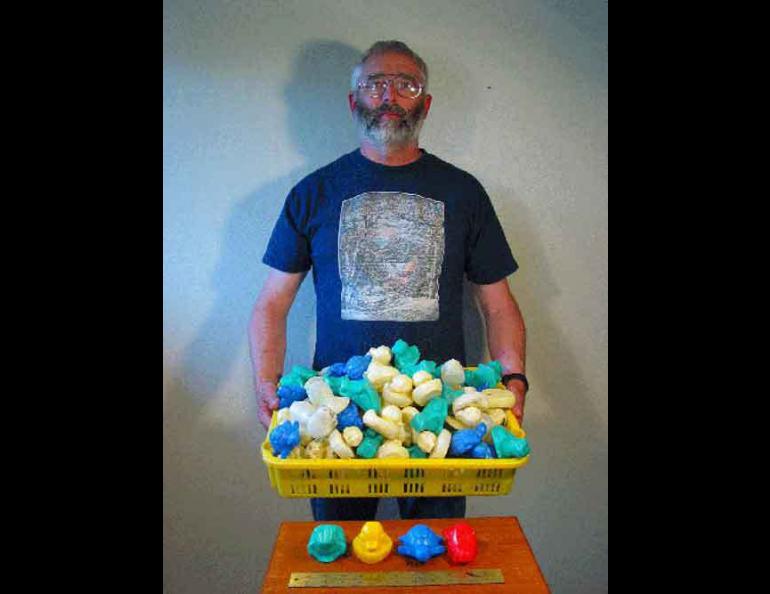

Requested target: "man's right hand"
[{"left": 256, "top": 379, "right": 280, "bottom": 430}]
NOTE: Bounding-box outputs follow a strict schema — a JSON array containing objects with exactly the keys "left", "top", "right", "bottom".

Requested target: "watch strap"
[{"left": 502, "top": 372, "right": 529, "bottom": 392}]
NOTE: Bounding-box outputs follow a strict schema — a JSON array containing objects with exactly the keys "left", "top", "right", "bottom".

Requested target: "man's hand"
[
  {"left": 506, "top": 378, "right": 527, "bottom": 426},
  {"left": 256, "top": 379, "right": 279, "bottom": 430}
]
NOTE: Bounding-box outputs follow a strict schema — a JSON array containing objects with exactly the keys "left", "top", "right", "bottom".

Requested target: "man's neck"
[{"left": 359, "top": 141, "right": 423, "bottom": 166}]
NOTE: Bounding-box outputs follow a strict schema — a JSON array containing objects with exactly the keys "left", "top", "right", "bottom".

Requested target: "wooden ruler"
[{"left": 288, "top": 568, "right": 504, "bottom": 588}]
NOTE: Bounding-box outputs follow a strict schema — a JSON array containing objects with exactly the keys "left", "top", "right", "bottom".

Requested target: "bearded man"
[{"left": 250, "top": 40, "right": 528, "bottom": 521}]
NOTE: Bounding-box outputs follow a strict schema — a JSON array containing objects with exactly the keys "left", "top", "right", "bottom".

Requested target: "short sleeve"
[
  {"left": 262, "top": 188, "right": 312, "bottom": 273},
  {"left": 465, "top": 187, "right": 518, "bottom": 284}
]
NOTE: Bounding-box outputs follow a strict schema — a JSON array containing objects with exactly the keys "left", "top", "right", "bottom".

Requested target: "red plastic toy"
[{"left": 442, "top": 522, "right": 478, "bottom": 564}]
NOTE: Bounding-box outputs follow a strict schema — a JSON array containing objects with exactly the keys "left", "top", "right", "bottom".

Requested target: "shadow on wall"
[{"left": 164, "top": 40, "right": 362, "bottom": 594}]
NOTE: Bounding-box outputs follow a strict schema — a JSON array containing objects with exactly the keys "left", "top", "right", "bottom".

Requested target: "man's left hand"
[{"left": 505, "top": 379, "right": 527, "bottom": 426}]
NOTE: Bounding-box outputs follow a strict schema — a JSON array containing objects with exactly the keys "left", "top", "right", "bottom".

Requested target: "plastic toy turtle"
[
  {"left": 442, "top": 522, "right": 478, "bottom": 564},
  {"left": 397, "top": 524, "right": 445, "bottom": 563},
  {"left": 307, "top": 524, "right": 347, "bottom": 563}
]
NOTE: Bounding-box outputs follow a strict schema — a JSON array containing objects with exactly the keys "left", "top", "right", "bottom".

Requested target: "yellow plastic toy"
[{"left": 352, "top": 521, "right": 393, "bottom": 564}]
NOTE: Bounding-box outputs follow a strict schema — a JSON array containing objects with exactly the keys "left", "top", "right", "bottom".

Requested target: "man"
[{"left": 249, "top": 40, "right": 528, "bottom": 521}]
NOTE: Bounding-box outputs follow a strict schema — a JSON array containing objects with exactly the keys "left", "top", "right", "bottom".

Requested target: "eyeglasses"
[{"left": 357, "top": 74, "right": 424, "bottom": 100}]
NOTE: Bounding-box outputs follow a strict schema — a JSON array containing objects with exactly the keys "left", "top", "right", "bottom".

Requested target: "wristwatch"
[{"left": 501, "top": 372, "right": 529, "bottom": 393}]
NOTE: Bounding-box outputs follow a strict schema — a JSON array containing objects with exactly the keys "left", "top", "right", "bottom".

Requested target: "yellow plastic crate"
[{"left": 261, "top": 409, "right": 529, "bottom": 498}]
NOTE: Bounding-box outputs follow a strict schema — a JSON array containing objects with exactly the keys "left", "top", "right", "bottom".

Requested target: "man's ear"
[
  {"left": 348, "top": 92, "right": 357, "bottom": 113},
  {"left": 423, "top": 94, "right": 433, "bottom": 118}
]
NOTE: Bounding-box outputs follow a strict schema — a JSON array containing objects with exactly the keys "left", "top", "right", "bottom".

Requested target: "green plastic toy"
[
  {"left": 307, "top": 524, "right": 347, "bottom": 563},
  {"left": 441, "top": 383, "right": 465, "bottom": 404},
  {"left": 464, "top": 361, "right": 503, "bottom": 390},
  {"left": 414, "top": 360, "right": 438, "bottom": 377},
  {"left": 279, "top": 365, "right": 318, "bottom": 388},
  {"left": 323, "top": 374, "right": 344, "bottom": 395},
  {"left": 392, "top": 339, "right": 420, "bottom": 373},
  {"left": 356, "top": 429, "right": 385, "bottom": 459},
  {"left": 410, "top": 397, "right": 448, "bottom": 434},
  {"left": 491, "top": 425, "right": 530, "bottom": 458},
  {"left": 338, "top": 377, "right": 381, "bottom": 413},
  {"left": 407, "top": 444, "right": 428, "bottom": 458}
]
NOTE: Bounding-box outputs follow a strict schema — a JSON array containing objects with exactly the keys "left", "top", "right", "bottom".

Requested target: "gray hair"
[{"left": 350, "top": 40, "right": 429, "bottom": 92}]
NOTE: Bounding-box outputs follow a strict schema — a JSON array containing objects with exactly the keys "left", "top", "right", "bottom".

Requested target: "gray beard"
[{"left": 353, "top": 100, "right": 426, "bottom": 149}]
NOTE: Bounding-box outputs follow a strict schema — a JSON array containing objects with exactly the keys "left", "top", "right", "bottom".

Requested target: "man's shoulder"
[
  {"left": 293, "top": 150, "right": 358, "bottom": 191},
  {"left": 424, "top": 152, "right": 486, "bottom": 189}
]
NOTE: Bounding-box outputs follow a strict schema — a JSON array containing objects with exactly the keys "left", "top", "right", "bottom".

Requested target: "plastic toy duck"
[{"left": 352, "top": 521, "right": 393, "bottom": 564}]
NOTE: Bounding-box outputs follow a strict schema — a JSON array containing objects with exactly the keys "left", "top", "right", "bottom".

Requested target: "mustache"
[{"left": 374, "top": 103, "right": 407, "bottom": 117}]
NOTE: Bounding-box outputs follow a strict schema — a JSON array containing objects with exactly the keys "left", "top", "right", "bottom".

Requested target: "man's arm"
[
  {"left": 472, "top": 279, "right": 528, "bottom": 425},
  {"left": 248, "top": 269, "right": 307, "bottom": 429}
]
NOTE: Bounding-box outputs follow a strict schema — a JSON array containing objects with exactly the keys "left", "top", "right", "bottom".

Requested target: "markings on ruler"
[{"left": 288, "top": 568, "right": 504, "bottom": 588}]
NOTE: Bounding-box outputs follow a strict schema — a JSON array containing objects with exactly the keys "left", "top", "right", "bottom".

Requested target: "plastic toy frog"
[
  {"left": 491, "top": 425, "right": 530, "bottom": 458},
  {"left": 397, "top": 524, "right": 445, "bottom": 563},
  {"left": 307, "top": 524, "right": 347, "bottom": 563},
  {"left": 352, "top": 521, "right": 393, "bottom": 564},
  {"left": 442, "top": 522, "right": 478, "bottom": 564},
  {"left": 268, "top": 420, "right": 300, "bottom": 458}
]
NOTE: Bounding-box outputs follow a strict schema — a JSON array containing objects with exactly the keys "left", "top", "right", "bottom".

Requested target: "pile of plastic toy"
[
  {"left": 307, "top": 521, "right": 477, "bottom": 565},
  {"left": 268, "top": 339, "right": 530, "bottom": 460}
]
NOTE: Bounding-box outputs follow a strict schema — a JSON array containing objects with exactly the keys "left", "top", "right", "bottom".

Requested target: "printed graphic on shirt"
[{"left": 339, "top": 192, "right": 445, "bottom": 321}]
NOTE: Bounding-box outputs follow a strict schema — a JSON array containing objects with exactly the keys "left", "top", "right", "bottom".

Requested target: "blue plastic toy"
[
  {"left": 337, "top": 401, "right": 364, "bottom": 430},
  {"left": 397, "top": 524, "right": 445, "bottom": 563},
  {"left": 326, "top": 362, "right": 348, "bottom": 377},
  {"left": 269, "top": 420, "right": 300, "bottom": 458},
  {"left": 345, "top": 355, "right": 372, "bottom": 380},
  {"left": 470, "top": 441, "right": 495, "bottom": 459},
  {"left": 277, "top": 384, "right": 307, "bottom": 409},
  {"left": 449, "top": 423, "right": 487, "bottom": 457}
]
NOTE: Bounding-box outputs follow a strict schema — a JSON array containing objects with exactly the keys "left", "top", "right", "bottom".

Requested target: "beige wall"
[{"left": 163, "top": 0, "right": 607, "bottom": 592}]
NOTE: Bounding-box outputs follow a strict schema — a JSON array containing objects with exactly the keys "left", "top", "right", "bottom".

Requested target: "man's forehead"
[{"left": 361, "top": 52, "right": 423, "bottom": 79}]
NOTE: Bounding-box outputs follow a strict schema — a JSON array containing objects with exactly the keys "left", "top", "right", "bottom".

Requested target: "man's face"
[{"left": 350, "top": 52, "right": 432, "bottom": 148}]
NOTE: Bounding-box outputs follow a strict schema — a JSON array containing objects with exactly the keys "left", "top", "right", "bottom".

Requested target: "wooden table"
[{"left": 261, "top": 516, "right": 550, "bottom": 593}]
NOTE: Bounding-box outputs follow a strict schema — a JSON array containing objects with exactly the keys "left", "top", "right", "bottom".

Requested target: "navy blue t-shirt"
[{"left": 262, "top": 149, "right": 518, "bottom": 370}]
